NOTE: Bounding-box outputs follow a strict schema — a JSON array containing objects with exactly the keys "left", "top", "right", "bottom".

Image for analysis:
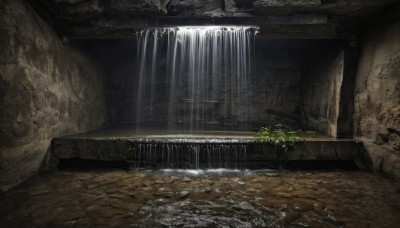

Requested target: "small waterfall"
[
  {"left": 136, "top": 26, "right": 257, "bottom": 131},
  {"left": 130, "top": 142, "right": 249, "bottom": 169}
]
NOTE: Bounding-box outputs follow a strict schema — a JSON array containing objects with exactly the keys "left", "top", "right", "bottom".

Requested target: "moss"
[{"left": 256, "top": 125, "right": 303, "bottom": 165}]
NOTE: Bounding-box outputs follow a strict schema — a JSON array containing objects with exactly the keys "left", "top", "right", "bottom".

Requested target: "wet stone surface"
[{"left": 0, "top": 170, "right": 400, "bottom": 227}]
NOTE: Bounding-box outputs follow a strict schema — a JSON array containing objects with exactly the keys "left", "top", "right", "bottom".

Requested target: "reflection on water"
[
  {"left": 1, "top": 170, "right": 399, "bottom": 227},
  {"left": 159, "top": 168, "right": 248, "bottom": 175}
]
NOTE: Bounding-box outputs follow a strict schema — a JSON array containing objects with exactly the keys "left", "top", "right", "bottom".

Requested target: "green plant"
[{"left": 256, "top": 125, "right": 302, "bottom": 165}]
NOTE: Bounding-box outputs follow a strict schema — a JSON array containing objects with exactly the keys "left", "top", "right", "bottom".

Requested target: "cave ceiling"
[{"left": 28, "top": 0, "right": 400, "bottom": 39}]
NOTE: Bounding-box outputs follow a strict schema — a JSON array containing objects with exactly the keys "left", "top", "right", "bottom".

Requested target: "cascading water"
[
  {"left": 130, "top": 142, "right": 249, "bottom": 169},
  {"left": 134, "top": 26, "right": 258, "bottom": 169},
  {"left": 136, "top": 26, "right": 257, "bottom": 131}
]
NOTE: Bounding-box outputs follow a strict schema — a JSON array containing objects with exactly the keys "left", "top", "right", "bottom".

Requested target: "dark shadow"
[
  {"left": 284, "top": 160, "right": 359, "bottom": 170},
  {"left": 58, "top": 159, "right": 129, "bottom": 170}
]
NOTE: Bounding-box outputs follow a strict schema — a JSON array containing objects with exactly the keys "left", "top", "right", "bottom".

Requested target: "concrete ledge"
[{"left": 52, "top": 131, "right": 364, "bottom": 169}]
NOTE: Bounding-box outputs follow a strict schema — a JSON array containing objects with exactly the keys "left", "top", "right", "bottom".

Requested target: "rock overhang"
[{"left": 28, "top": 0, "right": 400, "bottom": 39}]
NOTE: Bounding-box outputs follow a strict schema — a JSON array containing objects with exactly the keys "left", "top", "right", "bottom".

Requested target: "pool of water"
[{"left": 1, "top": 170, "right": 399, "bottom": 227}]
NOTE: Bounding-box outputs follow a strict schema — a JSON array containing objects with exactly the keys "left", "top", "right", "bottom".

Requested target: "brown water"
[{"left": 1, "top": 170, "right": 399, "bottom": 227}]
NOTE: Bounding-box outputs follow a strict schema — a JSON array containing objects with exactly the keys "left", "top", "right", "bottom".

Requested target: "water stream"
[
  {"left": 2, "top": 170, "right": 399, "bottom": 227},
  {"left": 131, "top": 143, "right": 249, "bottom": 169},
  {"left": 136, "top": 26, "right": 257, "bottom": 131}
]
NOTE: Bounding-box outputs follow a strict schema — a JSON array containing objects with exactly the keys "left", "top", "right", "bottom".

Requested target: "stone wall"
[
  {"left": 301, "top": 48, "right": 344, "bottom": 137},
  {"left": 354, "top": 15, "right": 400, "bottom": 177},
  {"left": 0, "top": 0, "right": 107, "bottom": 191},
  {"left": 248, "top": 47, "right": 301, "bottom": 129},
  {"left": 100, "top": 39, "right": 302, "bottom": 130}
]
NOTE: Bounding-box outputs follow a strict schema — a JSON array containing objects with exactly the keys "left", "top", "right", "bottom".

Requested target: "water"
[
  {"left": 2, "top": 170, "right": 399, "bottom": 227},
  {"left": 136, "top": 26, "right": 257, "bottom": 131},
  {"left": 158, "top": 168, "right": 247, "bottom": 176},
  {"left": 130, "top": 143, "right": 249, "bottom": 169}
]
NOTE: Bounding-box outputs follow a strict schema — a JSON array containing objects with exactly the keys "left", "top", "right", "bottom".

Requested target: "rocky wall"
[
  {"left": 301, "top": 48, "right": 344, "bottom": 137},
  {"left": 0, "top": 0, "right": 107, "bottom": 191},
  {"left": 354, "top": 15, "right": 400, "bottom": 177}
]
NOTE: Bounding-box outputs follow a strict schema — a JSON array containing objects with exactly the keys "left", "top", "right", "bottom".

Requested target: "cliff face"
[{"left": 0, "top": 0, "right": 107, "bottom": 191}]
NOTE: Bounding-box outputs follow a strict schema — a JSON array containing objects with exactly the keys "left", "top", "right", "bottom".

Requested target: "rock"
[
  {"left": 135, "top": 173, "right": 147, "bottom": 178},
  {"left": 354, "top": 15, "right": 400, "bottom": 178},
  {"left": 167, "top": 0, "right": 222, "bottom": 17},
  {"left": 154, "top": 188, "right": 174, "bottom": 198},
  {"left": 282, "top": 211, "right": 301, "bottom": 224},
  {"left": 182, "top": 177, "right": 192, "bottom": 182},
  {"left": 205, "top": 187, "right": 212, "bottom": 193},
  {"left": 0, "top": 0, "right": 107, "bottom": 191},
  {"left": 179, "top": 190, "right": 190, "bottom": 198},
  {"left": 363, "top": 143, "right": 400, "bottom": 177},
  {"left": 293, "top": 201, "right": 314, "bottom": 212},
  {"left": 237, "top": 181, "right": 246, "bottom": 185},
  {"left": 108, "top": 0, "right": 169, "bottom": 16},
  {"left": 25, "top": 0, "right": 399, "bottom": 42},
  {"left": 265, "top": 173, "right": 279, "bottom": 177},
  {"left": 154, "top": 179, "right": 165, "bottom": 184},
  {"left": 170, "top": 176, "right": 180, "bottom": 181},
  {"left": 139, "top": 206, "right": 152, "bottom": 214}
]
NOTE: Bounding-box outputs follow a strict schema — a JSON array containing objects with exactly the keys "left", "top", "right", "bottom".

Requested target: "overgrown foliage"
[{"left": 256, "top": 126, "right": 302, "bottom": 164}]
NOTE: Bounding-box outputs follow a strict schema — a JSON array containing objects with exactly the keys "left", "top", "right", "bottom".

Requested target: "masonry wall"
[{"left": 0, "top": 0, "right": 107, "bottom": 191}]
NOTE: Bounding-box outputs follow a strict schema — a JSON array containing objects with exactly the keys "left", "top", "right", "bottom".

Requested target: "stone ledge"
[{"left": 52, "top": 132, "right": 364, "bottom": 169}]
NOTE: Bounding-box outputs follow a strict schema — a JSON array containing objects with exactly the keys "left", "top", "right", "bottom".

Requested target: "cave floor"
[{"left": 1, "top": 170, "right": 400, "bottom": 227}]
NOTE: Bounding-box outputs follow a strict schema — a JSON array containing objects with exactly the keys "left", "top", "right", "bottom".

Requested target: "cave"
[{"left": 1, "top": 0, "right": 400, "bottom": 227}]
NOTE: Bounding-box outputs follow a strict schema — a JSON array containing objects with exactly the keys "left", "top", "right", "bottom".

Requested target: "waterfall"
[
  {"left": 130, "top": 143, "right": 249, "bottom": 169},
  {"left": 136, "top": 26, "right": 257, "bottom": 131}
]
